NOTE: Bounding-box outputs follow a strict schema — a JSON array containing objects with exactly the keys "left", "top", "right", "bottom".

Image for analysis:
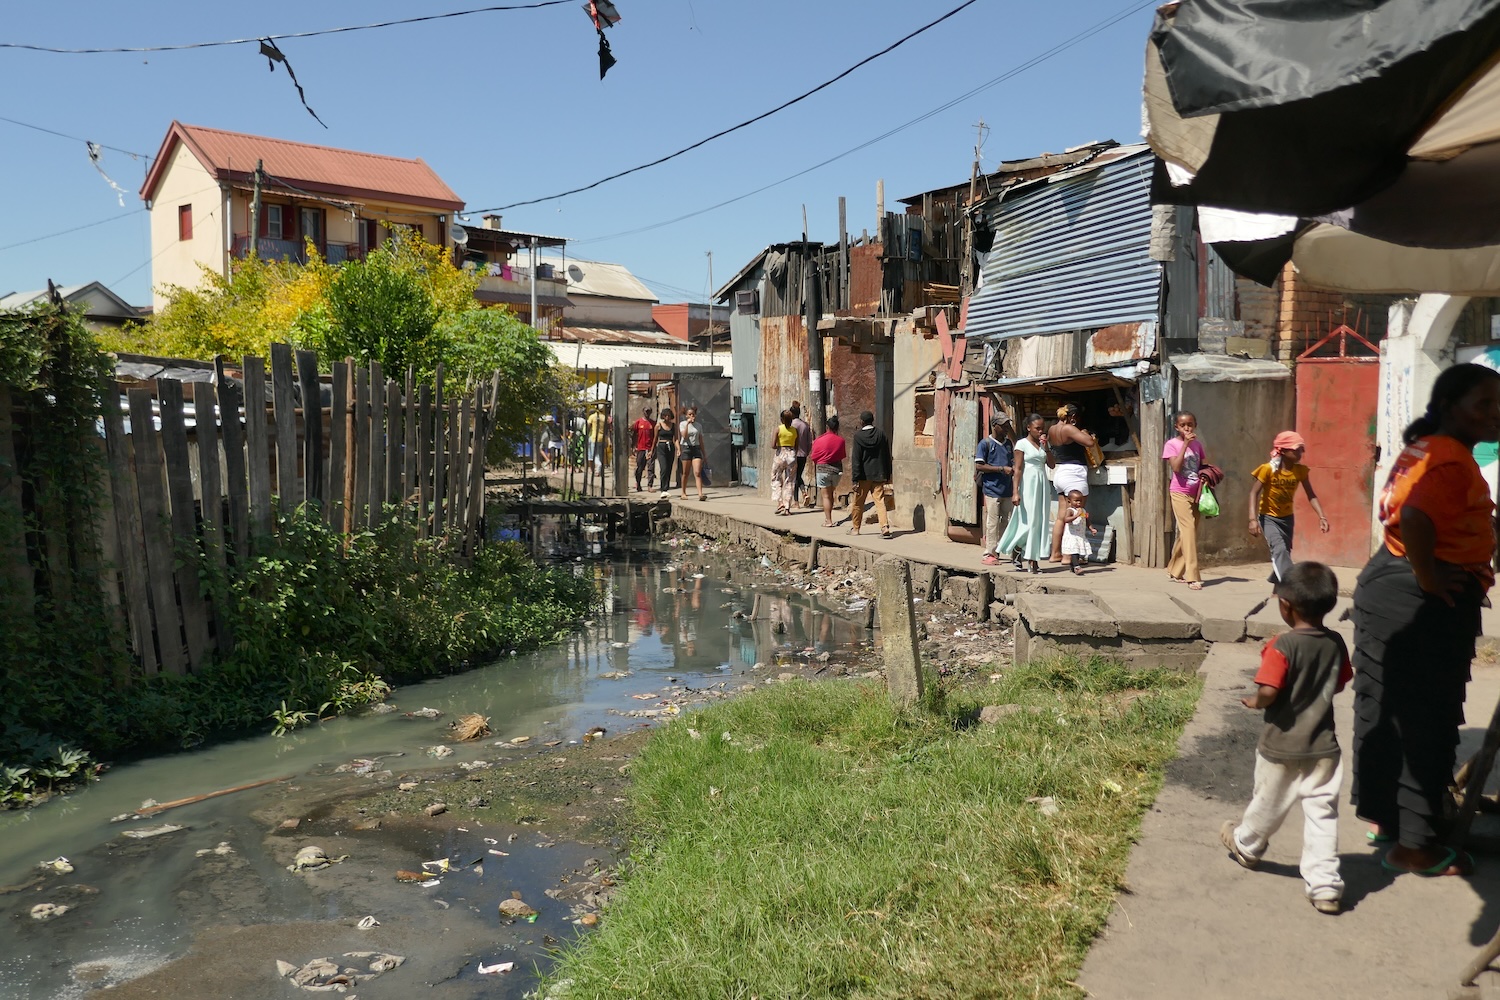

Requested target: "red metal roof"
[{"left": 141, "top": 121, "right": 463, "bottom": 212}]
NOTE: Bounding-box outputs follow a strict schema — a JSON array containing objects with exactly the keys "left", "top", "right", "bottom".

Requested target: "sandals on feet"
[
  {"left": 1187, "top": 581, "right": 1203, "bottom": 591},
  {"left": 1382, "top": 845, "right": 1474, "bottom": 877}
]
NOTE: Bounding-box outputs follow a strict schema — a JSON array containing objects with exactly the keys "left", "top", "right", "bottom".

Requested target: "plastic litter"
[
  {"left": 478, "top": 960, "right": 516, "bottom": 975},
  {"left": 121, "top": 823, "right": 186, "bottom": 840},
  {"left": 30, "top": 903, "right": 69, "bottom": 920},
  {"left": 357, "top": 916, "right": 380, "bottom": 930},
  {"left": 287, "top": 846, "right": 347, "bottom": 872},
  {"left": 426, "top": 745, "right": 454, "bottom": 758},
  {"left": 37, "top": 857, "right": 73, "bottom": 874}
]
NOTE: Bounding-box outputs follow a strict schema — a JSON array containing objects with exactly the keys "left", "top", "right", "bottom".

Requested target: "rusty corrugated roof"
[
  {"left": 551, "top": 326, "right": 686, "bottom": 346},
  {"left": 141, "top": 121, "right": 463, "bottom": 212}
]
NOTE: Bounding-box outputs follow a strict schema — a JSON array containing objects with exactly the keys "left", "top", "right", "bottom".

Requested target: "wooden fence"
[{"left": 68, "top": 345, "right": 498, "bottom": 677}]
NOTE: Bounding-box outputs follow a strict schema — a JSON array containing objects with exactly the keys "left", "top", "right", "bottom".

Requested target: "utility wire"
[
  {"left": 0, "top": 114, "right": 153, "bottom": 160},
  {"left": 0, "top": 209, "right": 143, "bottom": 253},
  {"left": 470, "top": 0, "right": 984, "bottom": 213},
  {"left": 0, "top": 1, "right": 576, "bottom": 53},
  {"left": 569, "top": 0, "right": 1155, "bottom": 247}
]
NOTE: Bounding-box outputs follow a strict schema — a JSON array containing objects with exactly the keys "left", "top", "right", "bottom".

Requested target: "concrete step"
[{"left": 1014, "top": 592, "right": 1209, "bottom": 672}]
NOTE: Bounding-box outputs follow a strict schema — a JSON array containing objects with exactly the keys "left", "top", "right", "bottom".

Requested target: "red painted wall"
[{"left": 1293, "top": 360, "right": 1380, "bottom": 569}]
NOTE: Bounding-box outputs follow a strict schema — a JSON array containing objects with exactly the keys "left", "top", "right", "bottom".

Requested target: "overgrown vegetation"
[{"left": 546, "top": 659, "right": 1200, "bottom": 999}]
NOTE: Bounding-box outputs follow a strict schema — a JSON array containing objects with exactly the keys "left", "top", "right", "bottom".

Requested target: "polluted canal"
[{"left": 0, "top": 536, "right": 873, "bottom": 1000}]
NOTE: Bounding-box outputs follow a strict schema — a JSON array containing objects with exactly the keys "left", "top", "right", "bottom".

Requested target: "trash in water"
[
  {"left": 279, "top": 953, "right": 405, "bottom": 991},
  {"left": 195, "top": 842, "right": 235, "bottom": 857},
  {"left": 508, "top": 735, "right": 532, "bottom": 745},
  {"left": 692, "top": 573, "right": 706, "bottom": 579},
  {"left": 498, "top": 897, "right": 537, "bottom": 919},
  {"left": 483, "top": 837, "right": 499, "bottom": 845},
  {"left": 422, "top": 858, "right": 453, "bottom": 873},
  {"left": 488, "top": 849, "right": 509, "bottom": 857},
  {"left": 287, "top": 846, "right": 347, "bottom": 872},
  {"left": 395, "top": 870, "right": 427, "bottom": 882},
  {"left": 121, "top": 823, "right": 186, "bottom": 840},
  {"left": 610, "top": 641, "right": 629, "bottom": 649},
  {"left": 599, "top": 671, "right": 631, "bottom": 680},
  {"left": 426, "top": 745, "right": 454, "bottom": 758},
  {"left": 419, "top": 878, "right": 442, "bottom": 888},
  {"left": 478, "top": 960, "right": 516, "bottom": 975},
  {"left": 450, "top": 713, "right": 491, "bottom": 742},
  {"left": 406, "top": 707, "right": 443, "bottom": 719},
  {"left": 357, "top": 916, "right": 380, "bottom": 930},
  {"left": 36, "top": 857, "right": 73, "bottom": 874},
  {"left": 31, "top": 903, "right": 69, "bottom": 920}
]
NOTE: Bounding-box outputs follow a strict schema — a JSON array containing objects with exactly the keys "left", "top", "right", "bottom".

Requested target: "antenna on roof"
[{"left": 449, "top": 222, "right": 469, "bottom": 247}]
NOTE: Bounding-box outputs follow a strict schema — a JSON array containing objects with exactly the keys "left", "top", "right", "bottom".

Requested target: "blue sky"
[{"left": 0, "top": 0, "right": 1158, "bottom": 308}]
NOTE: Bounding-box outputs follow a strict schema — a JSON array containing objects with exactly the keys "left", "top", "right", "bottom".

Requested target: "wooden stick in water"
[{"left": 133, "top": 774, "right": 294, "bottom": 818}]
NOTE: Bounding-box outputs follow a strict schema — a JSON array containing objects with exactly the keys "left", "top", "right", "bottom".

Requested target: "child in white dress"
[{"left": 1060, "top": 489, "right": 1093, "bottom": 576}]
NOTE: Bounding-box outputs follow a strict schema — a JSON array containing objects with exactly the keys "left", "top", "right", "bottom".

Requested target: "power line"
[
  {"left": 569, "top": 0, "right": 1155, "bottom": 247},
  {"left": 0, "top": 114, "right": 153, "bottom": 161},
  {"left": 0, "top": 209, "right": 144, "bottom": 253},
  {"left": 470, "top": 0, "right": 984, "bottom": 213},
  {"left": 0, "top": 1, "right": 576, "bottom": 54}
]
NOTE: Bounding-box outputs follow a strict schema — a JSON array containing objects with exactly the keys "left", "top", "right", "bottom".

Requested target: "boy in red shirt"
[{"left": 1220, "top": 561, "right": 1351, "bottom": 915}]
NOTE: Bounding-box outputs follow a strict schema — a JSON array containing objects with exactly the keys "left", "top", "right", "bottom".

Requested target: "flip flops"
[
  {"left": 1381, "top": 845, "right": 1473, "bottom": 877},
  {"left": 1366, "top": 829, "right": 1393, "bottom": 844}
]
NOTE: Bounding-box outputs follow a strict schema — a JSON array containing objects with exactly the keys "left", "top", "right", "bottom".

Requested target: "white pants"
[{"left": 1232, "top": 751, "right": 1344, "bottom": 900}]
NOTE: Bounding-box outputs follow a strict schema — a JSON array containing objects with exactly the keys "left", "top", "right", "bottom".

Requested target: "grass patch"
[{"left": 545, "top": 658, "right": 1201, "bottom": 999}]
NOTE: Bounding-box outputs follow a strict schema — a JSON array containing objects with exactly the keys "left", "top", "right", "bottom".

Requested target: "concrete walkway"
[{"left": 658, "top": 485, "right": 1500, "bottom": 997}]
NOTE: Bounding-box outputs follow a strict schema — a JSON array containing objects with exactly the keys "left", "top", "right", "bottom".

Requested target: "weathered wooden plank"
[
  {"left": 0, "top": 385, "right": 33, "bottom": 616},
  {"left": 432, "top": 364, "right": 446, "bottom": 535},
  {"left": 455, "top": 392, "right": 471, "bottom": 533},
  {"left": 242, "top": 356, "right": 273, "bottom": 541},
  {"left": 192, "top": 390, "right": 227, "bottom": 574},
  {"left": 464, "top": 387, "right": 490, "bottom": 553},
  {"left": 417, "top": 383, "right": 433, "bottom": 538},
  {"left": 368, "top": 361, "right": 385, "bottom": 528},
  {"left": 157, "top": 379, "right": 213, "bottom": 671},
  {"left": 99, "top": 379, "right": 157, "bottom": 673},
  {"left": 296, "top": 349, "right": 322, "bottom": 507},
  {"left": 352, "top": 366, "right": 370, "bottom": 529},
  {"left": 327, "top": 360, "right": 348, "bottom": 532},
  {"left": 403, "top": 367, "right": 417, "bottom": 513},
  {"left": 446, "top": 398, "right": 461, "bottom": 536},
  {"left": 128, "top": 388, "right": 187, "bottom": 675},
  {"left": 270, "top": 344, "right": 298, "bottom": 512},
  {"left": 214, "top": 359, "right": 250, "bottom": 558},
  {"left": 385, "top": 378, "right": 402, "bottom": 507}
]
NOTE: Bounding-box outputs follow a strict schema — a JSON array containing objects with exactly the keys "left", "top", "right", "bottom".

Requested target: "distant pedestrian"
[
  {"left": 1248, "top": 431, "right": 1329, "bottom": 584},
  {"left": 790, "top": 401, "right": 813, "bottom": 508},
  {"left": 996, "top": 413, "right": 1052, "bottom": 573},
  {"left": 1163, "top": 410, "right": 1207, "bottom": 590},
  {"left": 678, "top": 406, "right": 707, "bottom": 501},
  {"left": 771, "top": 408, "right": 799, "bottom": 515},
  {"left": 632, "top": 407, "right": 656, "bottom": 491},
  {"left": 810, "top": 414, "right": 846, "bottom": 528},
  {"left": 850, "top": 410, "right": 893, "bottom": 538},
  {"left": 587, "top": 404, "right": 608, "bottom": 477},
  {"left": 1221, "top": 561, "right": 1350, "bottom": 915},
  {"left": 653, "top": 408, "right": 676, "bottom": 498},
  {"left": 975, "top": 414, "right": 1015, "bottom": 565},
  {"left": 1048, "top": 403, "right": 1097, "bottom": 562},
  {"left": 568, "top": 410, "right": 587, "bottom": 470}
]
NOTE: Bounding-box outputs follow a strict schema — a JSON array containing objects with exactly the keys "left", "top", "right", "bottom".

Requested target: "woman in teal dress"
[{"left": 996, "top": 412, "right": 1053, "bottom": 573}]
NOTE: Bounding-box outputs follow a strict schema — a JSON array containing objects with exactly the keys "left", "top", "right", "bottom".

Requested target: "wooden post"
[
  {"left": 418, "top": 383, "right": 433, "bottom": 537},
  {"left": 446, "top": 398, "right": 460, "bottom": 537},
  {"left": 214, "top": 360, "right": 250, "bottom": 558},
  {"left": 403, "top": 366, "right": 417, "bottom": 514},
  {"left": 385, "top": 378, "right": 402, "bottom": 508},
  {"left": 327, "top": 361, "right": 348, "bottom": 532},
  {"left": 97, "top": 379, "right": 157, "bottom": 673},
  {"left": 876, "top": 556, "right": 924, "bottom": 706},
  {"left": 368, "top": 361, "right": 385, "bottom": 528},
  {"left": 807, "top": 537, "right": 820, "bottom": 572},
  {"left": 157, "top": 379, "right": 213, "bottom": 670},
  {"left": 242, "top": 356, "right": 273, "bottom": 542},
  {"left": 433, "top": 364, "right": 446, "bottom": 535},
  {"left": 342, "top": 361, "right": 356, "bottom": 533},
  {"left": 296, "top": 349, "right": 323, "bottom": 507},
  {"left": 270, "top": 343, "right": 299, "bottom": 512},
  {"left": 353, "top": 366, "right": 370, "bottom": 529},
  {"left": 127, "top": 388, "right": 186, "bottom": 674},
  {"left": 192, "top": 390, "right": 228, "bottom": 579},
  {"left": 456, "top": 392, "right": 472, "bottom": 533}
]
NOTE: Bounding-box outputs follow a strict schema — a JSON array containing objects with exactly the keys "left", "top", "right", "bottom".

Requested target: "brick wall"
[{"left": 1276, "top": 263, "right": 1345, "bottom": 360}]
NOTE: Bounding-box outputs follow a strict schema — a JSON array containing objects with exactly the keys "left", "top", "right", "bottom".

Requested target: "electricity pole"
[
  {"left": 802, "top": 205, "right": 826, "bottom": 432},
  {"left": 250, "top": 159, "right": 264, "bottom": 258},
  {"left": 706, "top": 250, "right": 715, "bottom": 365}
]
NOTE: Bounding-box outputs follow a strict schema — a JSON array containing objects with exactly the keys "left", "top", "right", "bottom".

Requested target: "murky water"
[{"left": 0, "top": 539, "right": 869, "bottom": 1000}]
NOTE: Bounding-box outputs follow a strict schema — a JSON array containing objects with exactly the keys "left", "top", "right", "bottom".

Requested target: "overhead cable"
[
  {"left": 569, "top": 0, "right": 1156, "bottom": 247},
  {"left": 469, "top": 0, "right": 984, "bottom": 213},
  {"left": 0, "top": 114, "right": 152, "bottom": 160},
  {"left": 0, "top": 1, "right": 576, "bottom": 53},
  {"left": 0, "top": 209, "right": 144, "bottom": 253}
]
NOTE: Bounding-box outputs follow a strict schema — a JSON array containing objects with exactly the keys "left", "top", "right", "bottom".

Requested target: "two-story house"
[{"left": 139, "top": 121, "right": 464, "bottom": 311}]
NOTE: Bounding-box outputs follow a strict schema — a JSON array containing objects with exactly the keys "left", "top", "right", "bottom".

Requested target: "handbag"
[
  {"left": 1197, "top": 484, "right": 1221, "bottom": 518},
  {"left": 1085, "top": 439, "right": 1105, "bottom": 468},
  {"left": 881, "top": 483, "right": 896, "bottom": 512}
]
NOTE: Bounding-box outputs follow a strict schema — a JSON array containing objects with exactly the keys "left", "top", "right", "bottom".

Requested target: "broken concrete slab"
[
  {"left": 1013, "top": 621, "right": 1209, "bottom": 672},
  {"left": 1244, "top": 598, "right": 1284, "bottom": 639},
  {"left": 1015, "top": 593, "right": 1118, "bottom": 638},
  {"left": 1166, "top": 588, "right": 1265, "bottom": 644},
  {"left": 1095, "top": 591, "right": 1202, "bottom": 640}
]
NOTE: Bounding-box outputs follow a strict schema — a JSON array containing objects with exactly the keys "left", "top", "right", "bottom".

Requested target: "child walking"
[
  {"left": 1059, "top": 489, "right": 1093, "bottom": 575},
  {"left": 1220, "top": 561, "right": 1351, "bottom": 914}
]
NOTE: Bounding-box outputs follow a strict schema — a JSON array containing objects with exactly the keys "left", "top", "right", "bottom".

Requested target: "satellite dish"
[{"left": 450, "top": 223, "right": 469, "bottom": 247}]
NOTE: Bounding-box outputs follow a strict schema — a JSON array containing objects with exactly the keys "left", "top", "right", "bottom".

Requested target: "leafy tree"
[
  {"left": 319, "top": 248, "right": 442, "bottom": 376},
  {"left": 438, "top": 308, "right": 570, "bottom": 455}
]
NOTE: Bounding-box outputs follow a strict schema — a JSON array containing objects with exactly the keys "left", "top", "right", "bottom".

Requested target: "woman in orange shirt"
[{"left": 1352, "top": 363, "right": 1500, "bottom": 877}]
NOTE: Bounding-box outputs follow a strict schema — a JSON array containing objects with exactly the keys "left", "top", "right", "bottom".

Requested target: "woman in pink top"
[
  {"left": 809, "top": 415, "right": 847, "bottom": 527},
  {"left": 1162, "top": 411, "right": 1207, "bottom": 589}
]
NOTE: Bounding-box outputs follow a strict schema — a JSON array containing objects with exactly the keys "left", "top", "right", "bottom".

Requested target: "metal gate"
[
  {"left": 1294, "top": 327, "right": 1379, "bottom": 568},
  {"left": 676, "top": 374, "right": 733, "bottom": 489}
]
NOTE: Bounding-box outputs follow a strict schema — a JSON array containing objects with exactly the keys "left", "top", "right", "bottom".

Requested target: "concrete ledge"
[
  {"left": 1016, "top": 594, "right": 1119, "bottom": 638},
  {"left": 1167, "top": 589, "right": 1264, "bottom": 644},
  {"left": 1095, "top": 591, "right": 1202, "bottom": 640},
  {"left": 1014, "top": 621, "right": 1210, "bottom": 672}
]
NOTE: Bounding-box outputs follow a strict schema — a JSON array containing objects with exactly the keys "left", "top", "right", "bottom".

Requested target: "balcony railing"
[{"left": 231, "top": 235, "right": 362, "bottom": 265}]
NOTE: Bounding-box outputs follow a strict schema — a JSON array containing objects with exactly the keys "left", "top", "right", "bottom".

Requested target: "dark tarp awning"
[{"left": 987, "top": 368, "right": 1139, "bottom": 397}]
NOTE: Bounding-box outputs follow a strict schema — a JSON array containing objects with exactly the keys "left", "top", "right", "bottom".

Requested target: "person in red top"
[
  {"left": 631, "top": 408, "right": 656, "bottom": 491},
  {"left": 808, "top": 414, "right": 847, "bottom": 528},
  {"left": 1352, "top": 363, "right": 1500, "bottom": 878}
]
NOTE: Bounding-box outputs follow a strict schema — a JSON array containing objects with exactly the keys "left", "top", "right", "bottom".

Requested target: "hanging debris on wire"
[
  {"left": 583, "top": 1, "right": 621, "bottom": 79},
  {"left": 258, "top": 38, "right": 327, "bottom": 128},
  {"left": 86, "top": 142, "right": 128, "bottom": 206}
]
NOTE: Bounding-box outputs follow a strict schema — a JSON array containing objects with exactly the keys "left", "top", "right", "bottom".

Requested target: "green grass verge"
[{"left": 545, "top": 659, "right": 1201, "bottom": 1000}]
